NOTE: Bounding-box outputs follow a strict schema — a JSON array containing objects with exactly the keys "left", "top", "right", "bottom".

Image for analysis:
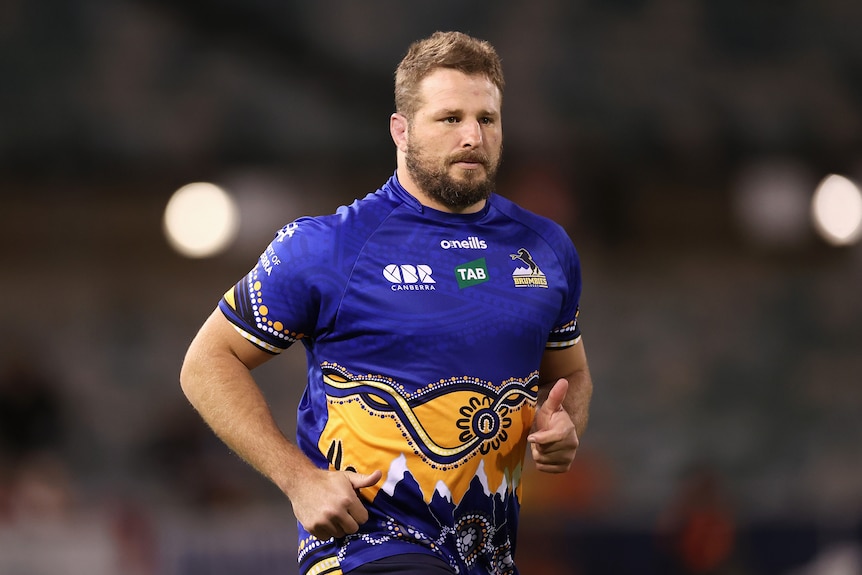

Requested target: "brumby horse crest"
[{"left": 509, "top": 248, "right": 548, "bottom": 288}]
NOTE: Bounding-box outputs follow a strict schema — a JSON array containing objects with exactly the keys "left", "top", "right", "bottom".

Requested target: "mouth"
[{"left": 450, "top": 154, "right": 488, "bottom": 170}]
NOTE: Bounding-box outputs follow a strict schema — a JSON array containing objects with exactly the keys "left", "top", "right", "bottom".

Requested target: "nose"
[{"left": 460, "top": 121, "right": 483, "bottom": 148}]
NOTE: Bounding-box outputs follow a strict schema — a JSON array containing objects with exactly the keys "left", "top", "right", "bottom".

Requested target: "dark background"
[{"left": 2, "top": 1, "right": 861, "bottom": 574}]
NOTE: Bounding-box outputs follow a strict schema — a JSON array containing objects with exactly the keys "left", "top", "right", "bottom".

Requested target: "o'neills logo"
[
  {"left": 510, "top": 248, "right": 548, "bottom": 288},
  {"left": 440, "top": 236, "right": 488, "bottom": 250}
]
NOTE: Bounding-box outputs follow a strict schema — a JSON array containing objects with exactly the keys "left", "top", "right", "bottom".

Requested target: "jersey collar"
[{"left": 385, "top": 171, "right": 492, "bottom": 222}]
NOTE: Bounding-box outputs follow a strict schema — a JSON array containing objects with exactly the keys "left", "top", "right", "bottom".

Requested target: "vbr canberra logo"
[{"left": 383, "top": 264, "right": 437, "bottom": 291}]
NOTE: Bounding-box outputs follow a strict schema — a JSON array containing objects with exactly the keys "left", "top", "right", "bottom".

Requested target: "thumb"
[
  {"left": 529, "top": 378, "right": 568, "bottom": 440},
  {"left": 543, "top": 378, "right": 569, "bottom": 415},
  {"left": 347, "top": 469, "right": 383, "bottom": 490}
]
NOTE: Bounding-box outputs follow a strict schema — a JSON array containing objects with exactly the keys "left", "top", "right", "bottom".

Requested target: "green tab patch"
[{"left": 455, "top": 258, "right": 489, "bottom": 289}]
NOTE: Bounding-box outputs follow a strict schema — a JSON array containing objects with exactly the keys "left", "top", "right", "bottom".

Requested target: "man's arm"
[
  {"left": 528, "top": 339, "right": 593, "bottom": 473},
  {"left": 179, "top": 309, "right": 381, "bottom": 539}
]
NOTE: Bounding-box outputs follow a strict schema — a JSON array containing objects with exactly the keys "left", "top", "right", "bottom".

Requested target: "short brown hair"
[{"left": 394, "top": 31, "right": 505, "bottom": 119}]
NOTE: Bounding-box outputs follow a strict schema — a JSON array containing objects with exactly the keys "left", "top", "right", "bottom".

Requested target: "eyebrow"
[{"left": 435, "top": 108, "right": 500, "bottom": 118}]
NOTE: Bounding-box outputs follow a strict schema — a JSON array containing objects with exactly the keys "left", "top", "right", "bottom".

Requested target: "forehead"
[{"left": 415, "top": 68, "right": 501, "bottom": 115}]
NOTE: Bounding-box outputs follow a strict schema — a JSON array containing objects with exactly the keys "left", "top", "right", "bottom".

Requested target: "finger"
[
  {"left": 533, "top": 444, "right": 575, "bottom": 463},
  {"left": 344, "top": 470, "right": 381, "bottom": 526},
  {"left": 345, "top": 496, "right": 369, "bottom": 526},
  {"left": 534, "top": 461, "right": 572, "bottom": 474},
  {"left": 531, "top": 444, "right": 576, "bottom": 472},
  {"left": 543, "top": 378, "right": 569, "bottom": 414},
  {"left": 309, "top": 523, "right": 340, "bottom": 541},
  {"left": 527, "top": 429, "right": 550, "bottom": 446},
  {"left": 530, "top": 441, "right": 542, "bottom": 461},
  {"left": 348, "top": 469, "right": 383, "bottom": 490},
  {"left": 306, "top": 507, "right": 350, "bottom": 540},
  {"left": 310, "top": 500, "right": 360, "bottom": 539},
  {"left": 528, "top": 420, "right": 575, "bottom": 446},
  {"left": 531, "top": 448, "right": 567, "bottom": 470},
  {"left": 342, "top": 484, "right": 371, "bottom": 525},
  {"left": 531, "top": 437, "right": 577, "bottom": 458},
  {"left": 529, "top": 431, "right": 566, "bottom": 450},
  {"left": 335, "top": 510, "right": 361, "bottom": 536}
]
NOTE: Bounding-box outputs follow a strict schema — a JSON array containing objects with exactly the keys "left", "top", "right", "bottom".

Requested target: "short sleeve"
[
  {"left": 545, "top": 230, "right": 583, "bottom": 349},
  {"left": 218, "top": 218, "right": 327, "bottom": 354}
]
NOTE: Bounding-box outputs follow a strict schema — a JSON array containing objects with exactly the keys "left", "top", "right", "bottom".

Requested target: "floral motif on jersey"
[{"left": 456, "top": 396, "right": 513, "bottom": 455}]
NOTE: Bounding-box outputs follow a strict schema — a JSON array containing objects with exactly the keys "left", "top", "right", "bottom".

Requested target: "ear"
[{"left": 390, "top": 113, "right": 409, "bottom": 153}]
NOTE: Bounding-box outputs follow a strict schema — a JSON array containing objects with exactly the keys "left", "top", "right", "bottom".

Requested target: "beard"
[{"left": 405, "top": 142, "right": 501, "bottom": 211}]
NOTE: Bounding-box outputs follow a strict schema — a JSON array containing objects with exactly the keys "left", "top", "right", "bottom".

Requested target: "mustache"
[{"left": 449, "top": 151, "right": 489, "bottom": 165}]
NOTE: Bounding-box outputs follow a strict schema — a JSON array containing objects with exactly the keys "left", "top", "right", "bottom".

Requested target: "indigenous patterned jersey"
[{"left": 219, "top": 174, "right": 583, "bottom": 575}]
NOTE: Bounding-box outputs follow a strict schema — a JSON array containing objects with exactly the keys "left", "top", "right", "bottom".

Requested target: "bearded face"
[
  {"left": 405, "top": 138, "right": 502, "bottom": 212},
  {"left": 394, "top": 69, "right": 504, "bottom": 212}
]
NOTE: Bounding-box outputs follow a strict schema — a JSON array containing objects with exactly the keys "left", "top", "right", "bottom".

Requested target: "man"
[{"left": 180, "top": 31, "right": 592, "bottom": 575}]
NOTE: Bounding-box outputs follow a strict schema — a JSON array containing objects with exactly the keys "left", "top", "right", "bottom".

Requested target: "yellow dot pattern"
[{"left": 246, "top": 264, "right": 304, "bottom": 346}]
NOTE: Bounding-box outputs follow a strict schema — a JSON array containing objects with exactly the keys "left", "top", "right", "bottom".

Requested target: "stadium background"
[{"left": 1, "top": 1, "right": 861, "bottom": 573}]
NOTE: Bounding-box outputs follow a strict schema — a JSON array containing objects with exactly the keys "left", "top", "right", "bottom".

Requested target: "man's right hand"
[{"left": 289, "top": 468, "right": 383, "bottom": 540}]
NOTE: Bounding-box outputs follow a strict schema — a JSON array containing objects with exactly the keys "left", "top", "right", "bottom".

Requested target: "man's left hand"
[{"left": 527, "top": 378, "right": 579, "bottom": 473}]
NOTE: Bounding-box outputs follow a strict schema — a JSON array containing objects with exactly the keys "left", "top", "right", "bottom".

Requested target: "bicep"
[
  {"left": 184, "top": 308, "right": 276, "bottom": 377},
  {"left": 180, "top": 308, "right": 279, "bottom": 420}
]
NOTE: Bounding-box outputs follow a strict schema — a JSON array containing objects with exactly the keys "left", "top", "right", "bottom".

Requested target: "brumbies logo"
[{"left": 510, "top": 248, "right": 548, "bottom": 288}]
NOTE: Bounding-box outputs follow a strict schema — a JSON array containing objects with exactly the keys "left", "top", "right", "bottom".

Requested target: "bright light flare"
[
  {"left": 163, "top": 182, "right": 240, "bottom": 258},
  {"left": 811, "top": 174, "right": 862, "bottom": 247}
]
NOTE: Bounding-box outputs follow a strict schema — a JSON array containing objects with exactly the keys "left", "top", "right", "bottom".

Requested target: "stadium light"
[
  {"left": 811, "top": 174, "right": 862, "bottom": 247},
  {"left": 163, "top": 182, "right": 240, "bottom": 258}
]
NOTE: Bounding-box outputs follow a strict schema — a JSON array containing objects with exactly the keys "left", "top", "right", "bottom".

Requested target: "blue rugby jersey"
[{"left": 218, "top": 173, "right": 582, "bottom": 575}]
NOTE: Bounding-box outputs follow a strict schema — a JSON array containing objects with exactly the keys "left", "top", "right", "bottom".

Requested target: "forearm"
[
  {"left": 180, "top": 312, "right": 383, "bottom": 539},
  {"left": 562, "top": 368, "right": 592, "bottom": 438},
  {"left": 180, "top": 343, "right": 316, "bottom": 498},
  {"left": 538, "top": 342, "right": 593, "bottom": 439}
]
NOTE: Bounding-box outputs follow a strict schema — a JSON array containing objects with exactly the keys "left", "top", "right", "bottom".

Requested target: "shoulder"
[
  {"left": 490, "top": 193, "right": 575, "bottom": 249},
  {"left": 268, "top": 186, "right": 403, "bottom": 261}
]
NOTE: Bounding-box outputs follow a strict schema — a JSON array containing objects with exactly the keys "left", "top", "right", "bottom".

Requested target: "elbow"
[
  {"left": 179, "top": 360, "right": 190, "bottom": 395},
  {"left": 178, "top": 348, "right": 202, "bottom": 402},
  {"left": 178, "top": 360, "right": 193, "bottom": 400}
]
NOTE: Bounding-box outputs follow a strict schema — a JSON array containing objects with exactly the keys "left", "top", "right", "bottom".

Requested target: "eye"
[
  {"left": 444, "top": 116, "right": 459, "bottom": 124},
  {"left": 480, "top": 117, "right": 495, "bottom": 125}
]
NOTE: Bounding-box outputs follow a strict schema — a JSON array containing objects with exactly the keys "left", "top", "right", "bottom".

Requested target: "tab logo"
[{"left": 455, "top": 258, "right": 489, "bottom": 289}]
